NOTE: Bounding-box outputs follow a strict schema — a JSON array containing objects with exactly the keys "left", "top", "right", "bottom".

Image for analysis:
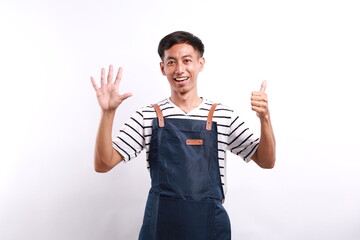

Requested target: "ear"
[
  {"left": 160, "top": 62, "right": 166, "bottom": 76},
  {"left": 199, "top": 57, "right": 205, "bottom": 72}
]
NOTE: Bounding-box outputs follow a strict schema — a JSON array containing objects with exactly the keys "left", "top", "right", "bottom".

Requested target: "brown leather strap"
[
  {"left": 206, "top": 103, "right": 218, "bottom": 130},
  {"left": 152, "top": 104, "right": 164, "bottom": 127}
]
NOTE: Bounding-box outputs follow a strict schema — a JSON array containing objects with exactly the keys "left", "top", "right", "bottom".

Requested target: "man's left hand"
[{"left": 251, "top": 80, "right": 269, "bottom": 119}]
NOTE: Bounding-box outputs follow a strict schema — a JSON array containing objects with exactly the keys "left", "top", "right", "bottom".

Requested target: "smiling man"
[{"left": 91, "top": 31, "right": 276, "bottom": 240}]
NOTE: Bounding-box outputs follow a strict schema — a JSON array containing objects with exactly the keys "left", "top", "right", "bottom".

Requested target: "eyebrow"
[{"left": 165, "top": 54, "right": 194, "bottom": 61}]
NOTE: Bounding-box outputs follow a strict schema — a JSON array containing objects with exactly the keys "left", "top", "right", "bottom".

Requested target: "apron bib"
[{"left": 139, "top": 104, "right": 231, "bottom": 240}]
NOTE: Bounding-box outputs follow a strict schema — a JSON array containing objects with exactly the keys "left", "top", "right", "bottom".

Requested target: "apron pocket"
[
  {"left": 160, "top": 133, "right": 212, "bottom": 199},
  {"left": 156, "top": 196, "right": 214, "bottom": 240}
]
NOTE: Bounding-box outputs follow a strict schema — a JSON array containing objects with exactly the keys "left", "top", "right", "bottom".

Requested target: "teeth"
[{"left": 175, "top": 77, "right": 188, "bottom": 81}]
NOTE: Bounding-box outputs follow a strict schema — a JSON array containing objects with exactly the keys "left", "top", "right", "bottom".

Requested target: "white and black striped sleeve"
[
  {"left": 112, "top": 109, "right": 146, "bottom": 161},
  {"left": 226, "top": 111, "right": 260, "bottom": 162}
]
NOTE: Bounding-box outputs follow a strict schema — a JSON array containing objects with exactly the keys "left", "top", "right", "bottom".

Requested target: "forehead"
[{"left": 163, "top": 43, "right": 200, "bottom": 59}]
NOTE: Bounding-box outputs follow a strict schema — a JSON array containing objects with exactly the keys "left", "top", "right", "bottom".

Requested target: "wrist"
[
  {"left": 101, "top": 110, "right": 116, "bottom": 118},
  {"left": 259, "top": 113, "right": 270, "bottom": 124}
]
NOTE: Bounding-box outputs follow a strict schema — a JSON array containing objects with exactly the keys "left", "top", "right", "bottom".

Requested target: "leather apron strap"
[
  {"left": 152, "top": 104, "right": 164, "bottom": 127},
  {"left": 206, "top": 103, "right": 218, "bottom": 130}
]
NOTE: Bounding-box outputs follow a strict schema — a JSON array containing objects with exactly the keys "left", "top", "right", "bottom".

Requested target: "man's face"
[{"left": 160, "top": 43, "right": 205, "bottom": 96}]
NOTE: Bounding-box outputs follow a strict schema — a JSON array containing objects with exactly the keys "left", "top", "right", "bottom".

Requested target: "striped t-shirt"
[{"left": 113, "top": 98, "right": 259, "bottom": 194}]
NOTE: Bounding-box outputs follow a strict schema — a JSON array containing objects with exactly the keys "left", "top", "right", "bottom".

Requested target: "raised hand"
[
  {"left": 91, "top": 65, "right": 132, "bottom": 111},
  {"left": 251, "top": 80, "right": 269, "bottom": 119}
]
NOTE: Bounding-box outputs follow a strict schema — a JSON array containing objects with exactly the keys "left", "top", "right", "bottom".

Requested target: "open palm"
[{"left": 91, "top": 65, "right": 132, "bottom": 111}]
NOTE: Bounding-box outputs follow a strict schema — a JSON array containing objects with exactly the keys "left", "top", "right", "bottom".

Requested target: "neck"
[{"left": 170, "top": 92, "right": 202, "bottom": 113}]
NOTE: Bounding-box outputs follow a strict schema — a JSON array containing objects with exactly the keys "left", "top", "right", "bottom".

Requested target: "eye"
[
  {"left": 184, "top": 59, "right": 192, "bottom": 63},
  {"left": 167, "top": 60, "right": 175, "bottom": 65}
]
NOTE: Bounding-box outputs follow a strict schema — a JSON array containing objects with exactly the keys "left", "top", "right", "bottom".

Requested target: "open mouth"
[{"left": 174, "top": 77, "right": 189, "bottom": 82}]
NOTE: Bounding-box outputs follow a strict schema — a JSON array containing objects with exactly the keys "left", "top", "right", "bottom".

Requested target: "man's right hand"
[{"left": 91, "top": 65, "right": 132, "bottom": 111}]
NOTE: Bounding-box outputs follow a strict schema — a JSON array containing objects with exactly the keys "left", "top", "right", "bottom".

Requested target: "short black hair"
[{"left": 158, "top": 31, "right": 204, "bottom": 60}]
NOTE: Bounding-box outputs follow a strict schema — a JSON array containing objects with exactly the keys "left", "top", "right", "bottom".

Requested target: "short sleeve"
[
  {"left": 112, "top": 109, "right": 146, "bottom": 162},
  {"left": 226, "top": 111, "right": 260, "bottom": 162}
]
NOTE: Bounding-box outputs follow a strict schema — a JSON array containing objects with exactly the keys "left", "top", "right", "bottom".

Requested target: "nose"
[{"left": 175, "top": 62, "right": 185, "bottom": 74}]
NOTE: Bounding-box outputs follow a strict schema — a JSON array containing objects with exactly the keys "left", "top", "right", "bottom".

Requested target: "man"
[{"left": 91, "top": 31, "right": 275, "bottom": 240}]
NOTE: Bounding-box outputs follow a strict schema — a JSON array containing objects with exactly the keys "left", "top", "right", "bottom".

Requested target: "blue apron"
[{"left": 139, "top": 104, "right": 231, "bottom": 240}]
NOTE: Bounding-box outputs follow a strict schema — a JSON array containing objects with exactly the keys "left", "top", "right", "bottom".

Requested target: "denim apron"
[{"left": 138, "top": 104, "right": 231, "bottom": 240}]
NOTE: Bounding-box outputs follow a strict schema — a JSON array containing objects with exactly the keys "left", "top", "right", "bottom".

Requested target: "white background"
[{"left": 1, "top": 0, "right": 360, "bottom": 239}]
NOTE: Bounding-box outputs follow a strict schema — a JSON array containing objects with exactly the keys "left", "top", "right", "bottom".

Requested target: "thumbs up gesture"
[{"left": 251, "top": 80, "right": 269, "bottom": 119}]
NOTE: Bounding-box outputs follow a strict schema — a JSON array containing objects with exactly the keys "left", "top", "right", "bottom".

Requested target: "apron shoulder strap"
[
  {"left": 206, "top": 103, "right": 219, "bottom": 130},
  {"left": 152, "top": 104, "right": 165, "bottom": 127},
  {"left": 153, "top": 102, "right": 218, "bottom": 129}
]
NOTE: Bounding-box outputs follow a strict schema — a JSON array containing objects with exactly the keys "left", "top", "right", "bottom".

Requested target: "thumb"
[
  {"left": 260, "top": 80, "right": 267, "bottom": 92},
  {"left": 119, "top": 92, "right": 133, "bottom": 101}
]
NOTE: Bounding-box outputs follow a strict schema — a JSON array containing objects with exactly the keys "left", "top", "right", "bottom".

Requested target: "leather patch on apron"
[{"left": 186, "top": 139, "right": 204, "bottom": 145}]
